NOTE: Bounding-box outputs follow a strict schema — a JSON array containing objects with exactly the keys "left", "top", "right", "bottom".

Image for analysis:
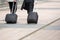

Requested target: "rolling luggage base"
[
  {"left": 27, "top": 12, "right": 38, "bottom": 24},
  {"left": 5, "top": 13, "right": 17, "bottom": 24}
]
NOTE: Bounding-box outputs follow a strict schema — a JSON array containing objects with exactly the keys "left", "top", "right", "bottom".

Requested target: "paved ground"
[{"left": 0, "top": 1, "right": 60, "bottom": 40}]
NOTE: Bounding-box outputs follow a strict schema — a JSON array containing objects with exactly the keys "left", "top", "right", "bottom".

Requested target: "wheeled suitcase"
[
  {"left": 5, "top": 13, "right": 17, "bottom": 24},
  {"left": 27, "top": 12, "right": 38, "bottom": 24},
  {"left": 5, "top": 2, "right": 18, "bottom": 24}
]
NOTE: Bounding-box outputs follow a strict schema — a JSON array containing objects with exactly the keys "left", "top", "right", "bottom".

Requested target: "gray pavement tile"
[{"left": 44, "top": 20, "right": 60, "bottom": 30}]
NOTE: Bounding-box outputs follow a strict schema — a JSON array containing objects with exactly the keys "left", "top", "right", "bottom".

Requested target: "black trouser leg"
[
  {"left": 29, "top": 2, "right": 34, "bottom": 12},
  {"left": 8, "top": 2, "right": 17, "bottom": 13},
  {"left": 9, "top": 2, "right": 12, "bottom": 12},
  {"left": 27, "top": 10, "right": 29, "bottom": 13},
  {"left": 27, "top": 2, "right": 34, "bottom": 14}
]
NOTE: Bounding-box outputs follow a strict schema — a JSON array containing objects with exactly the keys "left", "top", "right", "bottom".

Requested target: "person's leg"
[
  {"left": 29, "top": 2, "right": 34, "bottom": 12},
  {"left": 24, "top": 2, "right": 34, "bottom": 14},
  {"left": 27, "top": 10, "right": 29, "bottom": 13},
  {"left": 26, "top": 2, "right": 30, "bottom": 14},
  {"left": 8, "top": 2, "right": 13, "bottom": 13},
  {"left": 27, "top": 2, "right": 34, "bottom": 14}
]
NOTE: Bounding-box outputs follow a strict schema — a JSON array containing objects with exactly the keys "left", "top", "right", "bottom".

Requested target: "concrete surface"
[{"left": 0, "top": 1, "right": 60, "bottom": 40}]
